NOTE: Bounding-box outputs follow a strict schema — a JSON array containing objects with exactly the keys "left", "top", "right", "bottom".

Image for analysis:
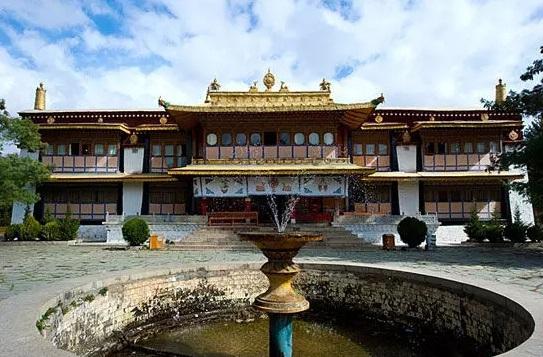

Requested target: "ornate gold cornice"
[
  {"left": 411, "top": 120, "right": 522, "bottom": 132},
  {"left": 47, "top": 173, "right": 176, "bottom": 182}
]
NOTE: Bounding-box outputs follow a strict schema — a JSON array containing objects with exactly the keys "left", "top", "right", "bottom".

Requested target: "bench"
[{"left": 208, "top": 211, "right": 259, "bottom": 226}]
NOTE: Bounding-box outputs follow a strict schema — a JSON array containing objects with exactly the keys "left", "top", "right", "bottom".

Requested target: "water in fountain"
[{"left": 265, "top": 193, "right": 299, "bottom": 233}]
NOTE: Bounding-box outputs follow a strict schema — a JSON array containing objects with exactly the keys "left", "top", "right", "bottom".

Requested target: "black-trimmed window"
[
  {"left": 450, "top": 143, "right": 461, "bottom": 154},
  {"left": 95, "top": 144, "right": 105, "bottom": 155},
  {"left": 263, "top": 132, "right": 277, "bottom": 146},
  {"left": 206, "top": 133, "right": 218, "bottom": 146},
  {"left": 323, "top": 132, "right": 334, "bottom": 145},
  {"left": 221, "top": 133, "right": 232, "bottom": 146},
  {"left": 250, "top": 133, "right": 261, "bottom": 146},
  {"left": 353, "top": 144, "right": 363, "bottom": 155},
  {"left": 236, "top": 133, "right": 247, "bottom": 145},
  {"left": 476, "top": 142, "right": 486, "bottom": 154},
  {"left": 365, "top": 144, "right": 375, "bottom": 155},
  {"left": 294, "top": 133, "right": 305, "bottom": 145},
  {"left": 308, "top": 132, "right": 319, "bottom": 146},
  {"left": 378, "top": 144, "right": 388, "bottom": 155},
  {"left": 437, "top": 142, "right": 446, "bottom": 154},
  {"left": 279, "top": 132, "right": 290, "bottom": 146},
  {"left": 464, "top": 142, "right": 473, "bottom": 154},
  {"left": 425, "top": 142, "right": 435, "bottom": 155}
]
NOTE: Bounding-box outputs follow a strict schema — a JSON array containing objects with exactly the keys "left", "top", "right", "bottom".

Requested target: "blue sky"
[{"left": 0, "top": 0, "right": 542, "bottom": 115}]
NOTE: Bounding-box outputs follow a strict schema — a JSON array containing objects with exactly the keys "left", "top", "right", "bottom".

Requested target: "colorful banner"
[
  {"left": 300, "top": 176, "right": 346, "bottom": 196},
  {"left": 247, "top": 176, "right": 300, "bottom": 195},
  {"left": 194, "top": 176, "right": 346, "bottom": 197}
]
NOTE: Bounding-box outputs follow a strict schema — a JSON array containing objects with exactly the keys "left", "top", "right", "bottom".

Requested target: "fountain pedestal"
[{"left": 238, "top": 232, "right": 323, "bottom": 357}]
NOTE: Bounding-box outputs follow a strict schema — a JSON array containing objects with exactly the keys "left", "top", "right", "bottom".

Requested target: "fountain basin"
[{"left": 2, "top": 262, "right": 540, "bottom": 357}]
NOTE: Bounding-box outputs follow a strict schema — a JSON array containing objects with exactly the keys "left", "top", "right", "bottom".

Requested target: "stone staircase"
[{"left": 170, "top": 224, "right": 372, "bottom": 251}]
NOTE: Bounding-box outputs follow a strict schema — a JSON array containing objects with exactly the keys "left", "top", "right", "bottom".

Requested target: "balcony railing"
[
  {"left": 424, "top": 201, "right": 500, "bottom": 220},
  {"left": 44, "top": 202, "right": 117, "bottom": 220},
  {"left": 150, "top": 156, "right": 187, "bottom": 173},
  {"left": 352, "top": 155, "right": 390, "bottom": 171},
  {"left": 205, "top": 145, "right": 343, "bottom": 160},
  {"left": 42, "top": 155, "right": 118, "bottom": 173},
  {"left": 149, "top": 203, "right": 186, "bottom": 215},
  {"left": 423, "top": 153, "right": 495, "bottom": 171}
]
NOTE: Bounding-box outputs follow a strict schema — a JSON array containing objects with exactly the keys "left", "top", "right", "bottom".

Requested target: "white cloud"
[{"left": 0, "top": 0, "right": 542, "bottom": 116}]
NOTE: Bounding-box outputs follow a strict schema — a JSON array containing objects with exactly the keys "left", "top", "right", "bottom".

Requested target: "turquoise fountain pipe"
[{"left": 269, "top": 314, "right": 293, "bottom": 357}]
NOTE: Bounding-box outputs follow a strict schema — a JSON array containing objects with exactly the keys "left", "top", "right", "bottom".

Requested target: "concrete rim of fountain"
[{"left": 0, "top": 261, "right": 541, "bottom": 357}]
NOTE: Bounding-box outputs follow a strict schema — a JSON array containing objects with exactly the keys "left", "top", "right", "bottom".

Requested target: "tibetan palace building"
[{"left": 11, "top": 71, "right": 533, "bottom": 243}]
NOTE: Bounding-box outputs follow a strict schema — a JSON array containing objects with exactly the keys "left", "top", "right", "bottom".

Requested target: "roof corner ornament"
[
  {"left": 371, "top": 93, "right": 385, "bottom": 106},
  {"left": 208, "top": 78, "right": 221, "bottom": 91},
  {"left": 279, "top": 81, "right": 289, "bottom": 92},
  {"left": 158, "top": 96, "right": 170, "bottom": 109},
  {"left": 249, "top": 81, "right": 258, "bottom": 92},
  {"left": 319, "top": 78, "right": 331, "bottom": 92},
  {"left": 263, "top": 69, "right": 275, "bottom": 91}
]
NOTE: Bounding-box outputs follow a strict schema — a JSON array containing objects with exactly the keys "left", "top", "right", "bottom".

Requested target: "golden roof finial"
[
  {"left": 34, "top": 82, "right": 46, "bottom": 110},
  {"left": 208, "top": 78, "right": 221, "bottom": 91},
  {"left": 319, "top": 78, "right": 331, "bottom": 92},
  {"left": 263, "top": 69, "right": 275, "bottom": 91},
  {"left": 279, "top": 81, "right": 289, "bottom": 92},
  {"left": 249, "top": 80, "right": 258, "bottom": 92},
  {"left": 495, "top": 78, "right": 506, "bottom": 104}
]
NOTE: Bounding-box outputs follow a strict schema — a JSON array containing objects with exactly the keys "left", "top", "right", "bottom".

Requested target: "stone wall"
[{"left": 38, "top": 263, "right": 534, "bottom": 356}]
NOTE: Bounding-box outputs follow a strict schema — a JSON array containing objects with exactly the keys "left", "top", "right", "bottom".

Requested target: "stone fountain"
[{"left": 238, "top": 231, "right": 322, "bottom": 357}]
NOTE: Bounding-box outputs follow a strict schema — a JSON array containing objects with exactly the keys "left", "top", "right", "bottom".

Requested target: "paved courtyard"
[{"left": 1, "top": 242, "right": 542, "bottom": 301}]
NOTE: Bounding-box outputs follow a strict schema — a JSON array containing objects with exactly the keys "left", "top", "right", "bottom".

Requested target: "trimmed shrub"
[
  {"left": 527, "top": 225, "right": 543, "bottom": 242},
  {"left": 503, "top": 209, "right": 527, "bottom": 243},
  {"left": 464, "top": 209, "right": 485, "bottom": 242},
  {"left": 483, "top": 215, "right": 504, "bottom": 243},
  {"left": 41, "top": 220, "right": 61, "bottom": 241},
  {"left": 5, "top": 223, "right": 22, "bottom": 241},
  {"left": 397, "top": 216, "right": 427, "bottom": 248},
  {"left": 20, "top": 215, "right": 41, "bottom": 240},
  {"left": 122, "top": 218, "right": 149, "bottom": 246},
  {"left": 58, "top": 208, "right": 80, "bottom": 241}
]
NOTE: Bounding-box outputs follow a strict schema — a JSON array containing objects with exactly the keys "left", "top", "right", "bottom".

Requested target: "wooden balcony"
[
  {"left": 206, "top": 145, "right": 342, "bottom": 160},
  {"left": 352, "top": 155, "right": 390, "bottom": 171},
  {"left": 150, "top": 156, "right": 187, "bottom": 173},
  {"left": 44, "top": 202, "right": 117, "bottom": 220},
  {"left": 42, "top": 155, "right": 118, "bottom": 173},
  {"left": 423, "top": 154, "right": 494, "bottom": 171},
  {"left": 425, "top": 201, "right": 501, "bottom": 220}
]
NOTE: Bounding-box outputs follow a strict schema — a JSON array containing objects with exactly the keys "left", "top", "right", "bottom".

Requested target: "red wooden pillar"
[
  {"left": 244, "top": 197, "right": 252, "bottom": 212},
  {"left": 200, "top": 198, "right": 209, "bottom": 215}
]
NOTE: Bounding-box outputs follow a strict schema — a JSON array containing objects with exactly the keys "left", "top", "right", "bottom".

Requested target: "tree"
[
  {"left": 0, "top": 100, "right": 50, "bottom": 210},
  {"left": 482, "top": 46, "right": 543, "bottom": 219}
]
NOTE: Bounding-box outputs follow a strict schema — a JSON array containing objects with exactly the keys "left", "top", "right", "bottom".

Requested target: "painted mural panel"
[
  {"left": 194, "top": 176, "right": 347, "bottom": 197},
  {"left": 247, "top": 176, "right": 300, "bottom": 195},
  {"left": 301, "top": 176, "right": 346, "bottom": 196},
  {"left": 198, "top": 177, "right": 247, "bottom": 197}
]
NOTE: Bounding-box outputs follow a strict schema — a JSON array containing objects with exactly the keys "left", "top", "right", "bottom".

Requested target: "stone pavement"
[{"left": 1, "top": 241, "right": 542, "bottom": 301}]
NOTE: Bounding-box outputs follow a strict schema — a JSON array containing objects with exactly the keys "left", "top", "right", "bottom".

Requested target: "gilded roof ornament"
[
  {"left": 208, "top": 78, "right": 221, "bottom": 91},
  {"left": 97, "top": 116, "right": 103, "bottom": 123},
  {"left": 374, "top": 114, "right": 383, "bottom": 123},
  {"left": 263, "top": 69, "right": 275, "bottom": 91},
  {"left": 158, "top": 96, "right": 170, "bottom": 109},
  {"left": 429, "top": 115, "right": 436, "bottom": 121},
  {"left": 481, "top": 113, "right": 489, "bottom": 121},
  {"left": 249, "top": 81, "right": 258, "bottom": 92},
  {"left": 402, "top": 130, "right": 411, "bottom": 144},
  {"left": 279, "top": 81, "right": 289, "bottom": 92},
  {"left": 46, "top": 116, "right": 55, "bottom": 124},
  {"left": 159, "top": 116, "right": 168, "bottom": 125},
  {"left": 319, "top": 78, "right": 331, "bottom": 92}
]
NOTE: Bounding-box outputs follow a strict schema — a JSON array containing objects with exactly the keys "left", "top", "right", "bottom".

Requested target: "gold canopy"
[{"left": 160, "top": 71, "right": 384, "bottom": 129}]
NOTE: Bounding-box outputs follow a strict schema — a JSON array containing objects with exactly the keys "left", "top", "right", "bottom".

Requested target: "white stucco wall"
[
  {"left": 398, "top": 181, "right": 419, "bottom": 216},
  {"left": 123, "top": 182, "right": 143, "bottom": 216},
  {"left": 123, "top": 147, "right": 144, "bottom": 174},
  {"left": 11, "top": 150, "right": 39, "bottom": 224},
  {"left": 508, "top": 168, "right": 535, "bottom": 225},
  {"left": 396, "top": 145, "right": 417, "bottom": 173}
]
